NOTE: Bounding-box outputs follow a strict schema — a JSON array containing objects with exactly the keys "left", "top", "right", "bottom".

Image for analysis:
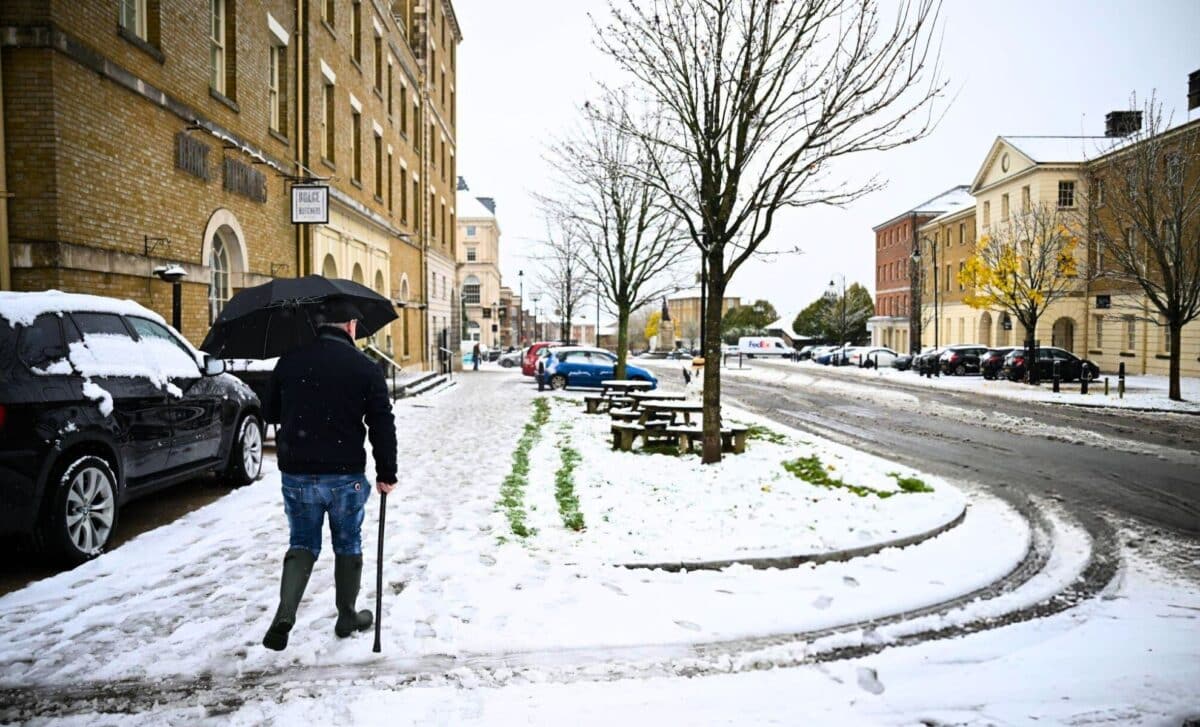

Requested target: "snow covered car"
[
  {"left": 850, "top": 347, "right": 898, "bottom": 368},
  {"left": 543, "top": 347, "right": 658, "bottom": 390},
  {"left": 0, "top": 291, "right": 264, "bottom": 564}
]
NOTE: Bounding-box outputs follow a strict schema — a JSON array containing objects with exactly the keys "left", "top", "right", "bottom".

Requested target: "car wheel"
[
  {"left": 42, "top": 454, "right": 119, "bottom": 565},
  {"left": 550, "top": 375, "right": 568, "bottom": 390},
  {"left": 955, "top": 364, "right": 967, "bottom": 376},
  {"left": 500, "top": 359, "right": 514, "bottom": 368},
  {"left": 225, "top": 413, "right": 264, "bottom": 487}
]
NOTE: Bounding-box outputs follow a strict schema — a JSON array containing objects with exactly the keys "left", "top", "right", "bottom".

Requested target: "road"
[{"left": 658, "top": 360, "right": 1200, "bottom": 539}]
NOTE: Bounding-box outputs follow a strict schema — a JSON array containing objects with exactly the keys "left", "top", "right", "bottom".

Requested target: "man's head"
[{"left": 313, "top": 297, "right": 362, "bottom": 339}]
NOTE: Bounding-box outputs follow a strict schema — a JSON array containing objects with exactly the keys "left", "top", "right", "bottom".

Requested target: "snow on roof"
[
  {"left": 456, "top": 190, "right": 495, "bottom": 220},
  {"left": 924, "top": 196, "right": 977, "bottom": 226},
  {"left": 1002, "top": 136, "right": 1107, "bottom": 165},
  {"left": 0, "top": 290, "right": 166, "bottom": 328},
  {"left": 873, "top": 185, "right": 971, "bottom": 230}
]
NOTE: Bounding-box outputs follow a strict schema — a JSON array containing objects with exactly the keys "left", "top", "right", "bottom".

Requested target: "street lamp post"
[
  {"left": 153, "top": 265, "right": 187, "bottom": 332},
  {"left": 518, "top": 270, "right": 524, "bottom": 347},
  {"left": 827, "top": 274, "right": 847, "bottom": 345}
]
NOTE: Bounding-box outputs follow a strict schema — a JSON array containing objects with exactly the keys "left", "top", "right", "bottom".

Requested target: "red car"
[{"left": 522, "top": 341, "right": 564, "bottom": 377}]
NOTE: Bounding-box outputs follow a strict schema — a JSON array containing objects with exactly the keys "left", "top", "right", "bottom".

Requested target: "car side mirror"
[{"left": 202, "top": 354, "right": 226, "bottom": 376}]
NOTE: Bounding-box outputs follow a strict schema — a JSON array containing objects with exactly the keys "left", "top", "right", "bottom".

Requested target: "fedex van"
[{"left": 737, "top": 336, "right": 793, "bottom": 357}]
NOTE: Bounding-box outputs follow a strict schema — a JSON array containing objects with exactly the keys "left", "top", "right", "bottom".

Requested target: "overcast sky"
[{"left": 453, "top": 0, "right": 1200, "bottom": 324}]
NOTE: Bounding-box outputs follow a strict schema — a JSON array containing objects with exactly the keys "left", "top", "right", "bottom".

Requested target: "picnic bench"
[
  {"left": 638, "top": 401, "right": 704, "bottom": 426},
  {"left": 611, "top": 422, "right": 750, "bottom": 454},
  {"left": 627, "top": 391, "right": 688, "bottom": 405},
  {"left": 584, "top": 395, "right": 635, "bottom": 414},
  {"left": 599, "top": 379, "right": 655, "bottom": 398}
]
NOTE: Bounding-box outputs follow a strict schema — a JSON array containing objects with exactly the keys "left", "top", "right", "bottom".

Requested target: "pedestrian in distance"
[
  {"left": 472, "top": 341, "right": 481, "bottom": 371},
  {"left": 262, "top": 297, "right": 398, "bottom": 651}
]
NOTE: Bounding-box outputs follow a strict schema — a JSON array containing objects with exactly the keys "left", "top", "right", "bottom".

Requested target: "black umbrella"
[{"left": 199, "top": 275, "right": 398, "bottom": 359}]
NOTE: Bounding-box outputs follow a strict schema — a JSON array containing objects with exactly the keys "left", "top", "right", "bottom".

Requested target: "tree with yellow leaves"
[{"left": 960, "top": 202, "right": 1082, "bottom": 362}]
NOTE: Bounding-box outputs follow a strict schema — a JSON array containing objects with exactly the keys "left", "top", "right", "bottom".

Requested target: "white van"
[{"left": 737, "top": 336, "right": 793, "bottom": 357}]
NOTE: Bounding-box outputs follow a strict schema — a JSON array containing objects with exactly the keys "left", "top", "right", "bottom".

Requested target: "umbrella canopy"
[{"left": 200, "top": 275, "right": 397, "bottom": 359}]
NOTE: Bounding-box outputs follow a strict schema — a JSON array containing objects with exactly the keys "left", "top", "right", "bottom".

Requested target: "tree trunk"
[
  {"left": 615, "top": 306, "right": 631, "bottom": 380},
  {"left": 1169, "top": 321, "right": 1182, "bottom": 401},
  {"left": 701, "top": 254, "right": 726, "bottom": 464},
  {"left": 1023, "top": 321, "right": 1037, "bottom": 385}
]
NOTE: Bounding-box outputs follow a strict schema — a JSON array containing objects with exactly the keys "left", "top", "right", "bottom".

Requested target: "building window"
[
  {"left": 387, "top": 150, "right": 393, "bottom": 211},
  {"left": 1162, "top": 316, "right": 1171, "bottom": 353},
  {"left": 413, "top": 179, "right": 420, "bottom": 230},
  {"left": 1021, "top": 185, "right": 1030, "bottom": 212},
  {"left": 1057, "top": 180, "right": 1075, "bottom": 209},
  {"left": 374, "top": 32, "right": 383, "bottom": 91},
  {"left": 451, "top": 89, "right": 456, "bottom": 126},
  {"left": 959, "top": 222, "right": 965, "bottom": 245},
  {"left": 442, "top": 203, "right": 447, "bottom": 246},
  {"left": 1125, "top": 316, "right": 1136, "bottom": 351},
  {"left": 441, "top": 70, "right": 446, "bottom": 105},
  {"left": 466, "top": 225, "right": 476, "bottom": 236},
  {"left": 209, "top": 235, "right": 230, "bottom": 324},
  {"left": 945, "top": 264, "right": 951, "bottom": 292},
  {"left": 120, "top": 0, "right": 147, "bottom": 39},
  {"left": 1095, "top": 179, "right": 1105, "bottom": 207},
  {"left": 983, "top": 201, "right": 991, "bottom": 227},
  {"left": 1094, "top": 315, "right": 1103, "bottom": 348},
  {"left": 400, "top": 83, "right": 408, "bottom": 129},
  {"left": 958, "top": 261, "right": 965, "bottom": 291},
  {"left": 374, "top": 131, "right": 383, "bottom": 197},
  {"left": 430, "top": 192, "right": 436, "bottom": 238},
  {"left": 210, "top": 0, "right": 227, "bottom": 95},
  {"left": 1001, "top": 193, "right": 1009, "bottom": 221},
  {"left": 463, "top": 275, "right": 481, "bottom": 304},
  {"left": 387, "top": 62, "right": 394, "bottom": 116},
  {"left": 1095, "top": 234, "right": 1104, "bottom": 272},
  {"left": 269, "top": 44, "right": 288, "bottom": 134},
  {"left": 322, "top": 0, "right": 334, "bottom": 26},
  {"left": 413, "top": 101, "right": 420, "bottom": 151},
  {"left": 467, "top": 247, "right": 477, "bottom": 262},
  {"left": 322, "top": 81, "right": 335, "bottom": 162},
  {"left": 351, "top": 109, "right": 362, "bottom": 183},
  {"left": 400, "top": 169, "right": 408, "bottom": 223},
  {"left": 351, "top": 1, "right": 362, "bottom": 64}
]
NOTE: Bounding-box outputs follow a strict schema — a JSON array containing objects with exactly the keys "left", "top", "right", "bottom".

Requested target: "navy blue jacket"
[{"left": 266, "top": 327, "right": 397, "bottom": 484}]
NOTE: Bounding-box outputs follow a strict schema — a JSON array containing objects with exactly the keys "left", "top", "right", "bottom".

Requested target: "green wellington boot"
[
  {"left": 334, "top": 554, "right": 374, "bottom": 638},
  {"left": 262, "top": 548, "right": 316, "bottom": 651}
]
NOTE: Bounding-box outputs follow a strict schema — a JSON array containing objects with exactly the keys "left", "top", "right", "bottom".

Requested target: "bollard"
[
  {"left": 1052, "top": 360, "right": 1060, "bottom": 393},
  {"left": 1118, "top": 362, "right": 1126, "bottom": 399},
  {"left": 1104, "top": 377, "right": 1110, "bottom": 396},
  {"left": 1081, "top": 374, "right": 1089, "bottom": 395}
]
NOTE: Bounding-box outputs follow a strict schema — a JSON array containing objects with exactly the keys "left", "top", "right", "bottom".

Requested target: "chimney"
[
  {"left": 1105, "top": 110, "right": 1142, "bottom": 138},
  {"left": 1189, "top": 69, "right": 1200, "bottom": 111}
]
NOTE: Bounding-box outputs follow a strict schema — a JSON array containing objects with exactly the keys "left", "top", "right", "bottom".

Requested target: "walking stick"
[{"left": 372, "top": 491, "right": 387, "bottom": 653}]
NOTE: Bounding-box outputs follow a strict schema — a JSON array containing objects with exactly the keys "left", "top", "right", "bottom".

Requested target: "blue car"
[{"left": 544, "top": 347, "right": 658, "bottom": 390}]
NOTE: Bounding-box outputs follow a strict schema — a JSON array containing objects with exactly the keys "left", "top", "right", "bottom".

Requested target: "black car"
[
  {"left": 979, "top": 347, "right": 1016, "bottom": 380},
  {"left": 892, "top": 353, "right": 914, "bottom": 371},
  {"left": 1001, "top": 346, "right": 1100, "bottom": 383},
  {"left": 0, "top": 294, "right": 264, "bottom": 564},
  {"left": 914, "top": 348, "right": 944, "bottom": 375},
  {"left": 938, "top": 345, "right": 989, "bottom": 376}
]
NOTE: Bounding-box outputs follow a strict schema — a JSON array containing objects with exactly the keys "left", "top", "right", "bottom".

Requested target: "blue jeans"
[{"left": 281, "top": 473, "right": 372, "bottom": 557}]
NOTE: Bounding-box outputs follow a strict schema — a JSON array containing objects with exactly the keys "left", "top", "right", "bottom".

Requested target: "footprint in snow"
[
  {"left": 478, "top": 554, "right": 497, "bottom": 567},
  {"left": 674, "top": 620, "right": 701, "bottom": 631},
  {"left": 413, "top": 621, "right": 436, "bottom": 638},
  {"left": 856, "top": 666, "right": 885, "bottom": 694},
  {"left": 601, "top": 582, "right": 627, "bottom": 596},
  {"left": 843, "top": 576, "right": 859, "bottom": 587},
  {"left": 812, "top": 595, "right": 833, "bottom": 609}
]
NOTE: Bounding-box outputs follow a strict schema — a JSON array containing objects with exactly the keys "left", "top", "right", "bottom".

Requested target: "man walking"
[
  {"left": 472, "top": 341, "right": 481, "bottom": 371},
  {"left": 262, "top": 297, "right": 398, "bottom": 651}
]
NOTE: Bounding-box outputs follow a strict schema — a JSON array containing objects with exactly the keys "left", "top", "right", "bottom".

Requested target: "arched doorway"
[
  {"left": 978, "top": 311, "right": 993, "bottom": 347},
  {"left": 322, "top": 254, "right": 338, "bottom": 279},
  {"left": 1052, "top": 317, "right": 1076, "bottom": 352}
]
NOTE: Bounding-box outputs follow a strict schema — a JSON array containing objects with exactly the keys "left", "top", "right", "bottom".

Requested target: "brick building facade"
[{"left": 1, "top": 0, "right": 460, "bottom": 372}]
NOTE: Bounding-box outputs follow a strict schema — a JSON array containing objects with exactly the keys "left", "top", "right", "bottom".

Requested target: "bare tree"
[
  {"left": 1086, "top": 98, "right": 1200, "bottom": 401},
  {"left": 961, "top": 202, "right": 1083, "bottom": 377},
  {"left": 596, "top": 0, "right": 946, "bottom": 462},
  {"left": 536, "top": 215, "right": 594, "bottom": 345},
  {"left": 541, "top": 95, "right": 690, "bottom": 378}
]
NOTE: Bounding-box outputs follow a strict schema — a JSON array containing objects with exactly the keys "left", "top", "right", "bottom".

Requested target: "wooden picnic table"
[
  {"left": 638, "top": 401, "right": 704, "bottom": 426},
  {"left": 600, "top": 379, "right": 655, "bottom": 397},
  {"left": 627, "top": 391, "right": 688, "bottom": 402}
]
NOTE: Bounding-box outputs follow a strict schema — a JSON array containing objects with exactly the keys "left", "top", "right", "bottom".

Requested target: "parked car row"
[{"left": 904, "top": 343, "right": 1100, "bottom": 382}]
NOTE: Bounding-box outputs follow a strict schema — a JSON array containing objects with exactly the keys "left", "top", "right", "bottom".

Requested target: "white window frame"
[
  {"left": 210, "top": 0, "right": 226, "bottom": 95},
  {"left": 120, "top": 0, "right": 147, "bottom": 40}
]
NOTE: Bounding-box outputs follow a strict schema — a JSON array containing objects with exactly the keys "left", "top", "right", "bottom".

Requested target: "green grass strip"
[
  {"left": 744, "top": 423, "right": 788, "bottom": 445},
  {"left": 498, "top": 398, "right": 551, "bottom": 538},
  {"left": 554, "top": 425, "right": 586, "bottom": 531},
  {"left": 782, "top": 455, "right": 933, "bottom": 499}
]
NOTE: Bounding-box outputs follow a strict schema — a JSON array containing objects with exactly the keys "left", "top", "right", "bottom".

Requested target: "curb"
[{"left": 620, "top": 502, "right": 968, "bottom": 572}]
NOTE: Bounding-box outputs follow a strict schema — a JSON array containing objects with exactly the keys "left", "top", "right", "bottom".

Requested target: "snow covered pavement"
[{"left": 1, "top": 370, "right": 1197, "bottom": 724}]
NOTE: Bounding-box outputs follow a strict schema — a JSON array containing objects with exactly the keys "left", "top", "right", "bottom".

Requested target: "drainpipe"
[
  {"left": 296, "top": 0, "right": 310, "bottom": 277},
  {"left": 0, "top": 47, "right": 10, "bottom": 290}
]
